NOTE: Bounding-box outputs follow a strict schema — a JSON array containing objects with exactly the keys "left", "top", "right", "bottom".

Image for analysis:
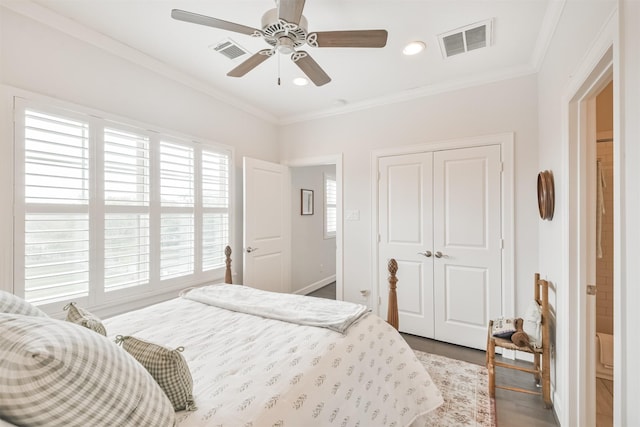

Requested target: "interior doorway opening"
[
  {"left": 565, "top": 45, "right": 614, "bottom": 426},
  {"left": 594, "top": 80, "right": 614, "bottom": 427},
  {"left": 285, "top": 155, "right": 343, "bottom": 301},
  {"left": 290, "top": 164, "right": 337, "bottom": 299}
]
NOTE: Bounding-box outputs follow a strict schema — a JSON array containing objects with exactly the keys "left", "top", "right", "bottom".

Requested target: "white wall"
[
  {"left": 536, "top": 0, "right": 617, "bottom": 424},
  {"left": 290, "top": 165, "right": 337, "bottom": 294},
  {"left": 280, "top": 74, "right": 539, "bottom": 315},
  {"left": 0, "top": 7, "right": 279, "bottom": 291}
]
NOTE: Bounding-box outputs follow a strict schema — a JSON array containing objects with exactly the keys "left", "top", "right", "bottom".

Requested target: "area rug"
[{"left": 413, "top": 350, "right": 497, "bottom": 427}]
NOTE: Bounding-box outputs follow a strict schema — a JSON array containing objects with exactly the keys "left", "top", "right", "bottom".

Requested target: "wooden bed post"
[
  {"left": 224, "top": 246, "right": 232, "bottom": 284},
  {"left": 387, "top": 259, "right": 399, "bottom": 330}
]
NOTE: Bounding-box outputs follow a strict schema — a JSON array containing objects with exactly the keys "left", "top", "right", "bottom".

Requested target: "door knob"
[
  {"left": 434, "top": 251, "right": 444, "bottom": 258},
  {"left": 417, "top": 251, "right": 433, "bottom": 258},
  {"left": 246, "top": 246, "right": 259, "bottom": 253}
]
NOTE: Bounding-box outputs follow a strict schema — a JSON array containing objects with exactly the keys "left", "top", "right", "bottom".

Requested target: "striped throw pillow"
[
  {"left": 117, "top": 336, "right": 196, "bottom": 411},
  {"left": 0, "top": 314, "right": 176, "bottom": 427},
  {"left": 0, "top": 291, "right": 47, "bottom": 318},
  {"left": 64, "top": 302, "right": 107, "bottom": 335}
]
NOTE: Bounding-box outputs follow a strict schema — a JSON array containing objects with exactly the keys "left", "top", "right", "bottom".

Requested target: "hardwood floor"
[
  {"left": 307, "top": 282, "right": 336, "bottom": 300},
  {"left": 596, "top": 378, "right": 613, "bottom": 427},
  {"left": 308, "top": 283, "right": 559, "bottom": 426}
]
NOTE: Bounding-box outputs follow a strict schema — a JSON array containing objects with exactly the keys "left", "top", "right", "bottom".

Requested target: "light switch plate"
[{"left": 345, "top": 210, "right": 360, "bottom": 221}]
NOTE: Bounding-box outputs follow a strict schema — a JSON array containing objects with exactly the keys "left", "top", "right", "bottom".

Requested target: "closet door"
[
  {"left": 378, "top": 153, "right": 434, "bottom": 337},
  {"left": 378, "top": 144, "right": 503, "bottom": 349},
  {"left": 432, "top": 145, "right": 502, "bottom": 349}
]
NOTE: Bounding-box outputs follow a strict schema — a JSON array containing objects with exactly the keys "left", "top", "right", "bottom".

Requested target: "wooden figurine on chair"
[{"left": 486, "top": 273, "right": 552, "bottom": 408}]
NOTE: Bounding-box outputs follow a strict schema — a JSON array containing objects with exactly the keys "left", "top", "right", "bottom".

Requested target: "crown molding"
[
  {"left": 0, "top": 0, "right": 278, "bottom": 124},
  {"left": 279, "top": 64, "right": 537, "bottom": 125},
  {"left": 530, "top": 0, "right": 567, "bottom": 72}
]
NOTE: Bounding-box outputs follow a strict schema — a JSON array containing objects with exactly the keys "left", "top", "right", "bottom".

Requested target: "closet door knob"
[
  {"left": 434, "top": 251, "right": 444, "bottom": 258},
  {"left": 246, "top": 246, "right": 259, "bottom": 253},
  {"left": 417, "top": 251, "right": 432, "bottom": 258}
]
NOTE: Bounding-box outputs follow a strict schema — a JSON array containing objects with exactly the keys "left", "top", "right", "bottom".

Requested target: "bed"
[{"left": 0, "top": 248, "right": 443, "bottom": 427}]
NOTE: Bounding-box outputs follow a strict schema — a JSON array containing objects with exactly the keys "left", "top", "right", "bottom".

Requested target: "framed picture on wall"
[{"left": 301, "top": 189, "right": 314, "bottom": 215}]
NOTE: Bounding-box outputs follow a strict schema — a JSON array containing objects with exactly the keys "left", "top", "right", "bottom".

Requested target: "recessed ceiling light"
[
  {"left": 403, "top": 41, "right": 426, "bottom": 56},
  {"left": 293, "top": 77, "right": 309, "bottom": 86}
]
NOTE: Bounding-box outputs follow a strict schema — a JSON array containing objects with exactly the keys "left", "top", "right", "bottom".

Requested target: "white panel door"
[
  {"left": 432, "top": 145, "right": 502, "bottom": 349},
  {"left": 378, "top": 145, "right": 502, "bottom": 349},
  {"left": 378, "top": 153, "right": 434, "bottom": 337},
  {"left": 243, "top": 157, "right": 290, "bottom": 293}
]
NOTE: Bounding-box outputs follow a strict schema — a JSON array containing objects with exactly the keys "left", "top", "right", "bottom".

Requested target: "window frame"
[{"left": 13, "top": 95, "right": 234, "bottom": 313}]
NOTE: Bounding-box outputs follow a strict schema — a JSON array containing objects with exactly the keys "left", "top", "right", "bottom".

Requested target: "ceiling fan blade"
[
  {"left": 227, "top": 50, "right": 273, "bottom": 77},
  {"left": 310, "top": 30, "right": 388, "bottom": 48},
  {"left": 278, "top": 0, "right": 306, "bottom": 25},
  {"left": 291, "top": 51, "right": 331, "bottom": 86},
  {"left": 171, "top": 9, "right": 260, "bottom": 36}
]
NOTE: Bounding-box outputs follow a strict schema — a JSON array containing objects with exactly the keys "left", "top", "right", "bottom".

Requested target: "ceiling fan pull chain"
[{"left": 278, "top": 55, "right": 281, "bottom": 86}]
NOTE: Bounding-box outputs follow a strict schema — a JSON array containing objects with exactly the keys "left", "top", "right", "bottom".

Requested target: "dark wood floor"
[{"left": 308, "top": 283, "right": 559, "bottom": 426}]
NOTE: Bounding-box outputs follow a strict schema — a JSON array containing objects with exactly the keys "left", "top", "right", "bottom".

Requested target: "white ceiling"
[{"left": 27, "top": 0, "right": 555, "bottom": 123}]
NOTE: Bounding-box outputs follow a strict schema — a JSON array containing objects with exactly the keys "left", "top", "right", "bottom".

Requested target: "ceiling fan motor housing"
[{"left": 261, "top": 8, "right": 308, "bottom": 53}]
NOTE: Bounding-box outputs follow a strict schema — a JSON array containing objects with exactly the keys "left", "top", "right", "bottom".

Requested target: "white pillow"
[
  {"left": 491, "top": 317, "right": 517, "bottom": 338},
  {"left": 0, "top": 314, "right": 176, "bottom": 427},
  {"left": 523, "top": 300, "right": 543, "bottom": 348},
  {"left": 0, "top": 291, "right": 48, "bottom": 318}
]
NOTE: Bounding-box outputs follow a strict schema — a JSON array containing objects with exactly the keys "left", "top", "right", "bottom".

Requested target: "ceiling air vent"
[
  {"left": 211, "top": 39, "right": 249, "bottom": 60},
  {"left": 438, "top": 19, "right": 493, "bottom": 58}
]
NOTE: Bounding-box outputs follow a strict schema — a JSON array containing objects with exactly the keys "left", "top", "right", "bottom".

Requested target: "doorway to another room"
[
  {"left": 565, "top": 45, "right": 614, "bottom": 426},
  {"left": 290, "top": 164, "right": 338, "bottom": 299},
  {"left": 594, "top": 81, "right": 614, "bottom": 427}
]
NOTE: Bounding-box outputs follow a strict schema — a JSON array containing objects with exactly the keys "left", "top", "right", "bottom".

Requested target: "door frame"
[
  {"left": 564, "top": 44, "right": 614, "bottom": 425},
  {"left": 283, "top": 154, "right": 344, "bottom": 300},
  {"left": 371, "top": 133, "right": 515, "bottom": 322}
]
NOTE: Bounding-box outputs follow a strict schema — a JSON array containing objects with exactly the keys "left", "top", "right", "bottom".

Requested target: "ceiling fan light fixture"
[
  {"left": 293, "top": 77, "right": 309, "bottom": 86},
  {"left": 403, "top": 41, "right": 426, "bottom": 56},
  {"left": 276, "top": 37, "right": 295, "bottom": 54}
]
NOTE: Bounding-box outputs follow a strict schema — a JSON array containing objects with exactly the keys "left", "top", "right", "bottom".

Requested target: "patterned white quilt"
[{"left": 104, "top": 293, "right": 443, "bottom": 427}]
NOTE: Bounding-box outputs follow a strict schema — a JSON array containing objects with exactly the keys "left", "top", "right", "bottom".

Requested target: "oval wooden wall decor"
[{"left": 537, "top": 170, "right": 555, "bottom": 220}]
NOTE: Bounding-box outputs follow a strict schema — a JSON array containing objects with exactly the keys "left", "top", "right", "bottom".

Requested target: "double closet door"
[{"left": 378, "top": 145, "right": 502, "bottom": 349}]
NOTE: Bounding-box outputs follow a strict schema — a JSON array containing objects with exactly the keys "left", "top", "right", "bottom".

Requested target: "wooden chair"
[{"left": 486, "top": 273, "right": 552, "bottom": 408}]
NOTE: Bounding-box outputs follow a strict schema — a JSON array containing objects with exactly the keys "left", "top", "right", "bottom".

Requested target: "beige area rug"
[{"left": 413, "top": 350, "right": 497, "bottom": 427}]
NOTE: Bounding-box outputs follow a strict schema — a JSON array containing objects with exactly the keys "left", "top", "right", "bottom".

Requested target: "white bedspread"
[
  {"left": 104, "top": 294, "right": 443, "bottom": 427},
  {"left": 182, "top": 284, "right": 369, "bottom": 333}
]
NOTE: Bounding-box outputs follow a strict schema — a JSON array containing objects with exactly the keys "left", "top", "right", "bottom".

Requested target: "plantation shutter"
[
  {"left": 325, "top": 175, "right": 337, "bottom": 238},
  {"left": 202, "top": 150, "right": 230, "bottom": 271},
  {"left": 16, "top": 97, "right": 233, "bottom": 310},
  {"left": 160, "top": 141, "right": 194, "bottom": 279},
  {"left": 23, "top": 109, "right": 90, "bottom": 302},
  {"left": 103, "top": 128, "right": 150, "bottom": 291}
]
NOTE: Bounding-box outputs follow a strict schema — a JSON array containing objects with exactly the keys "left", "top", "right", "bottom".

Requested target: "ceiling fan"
[{"left": 171, "top": 0, "right": 388, "bottom": 86}]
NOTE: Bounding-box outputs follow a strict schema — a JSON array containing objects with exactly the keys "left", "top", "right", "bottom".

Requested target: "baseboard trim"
[
  {"left": 294, "top": 275, "right": 336, "bottom": 296},
  {"left": 501, "top": 349, "right": 535, "bottom": 362}
]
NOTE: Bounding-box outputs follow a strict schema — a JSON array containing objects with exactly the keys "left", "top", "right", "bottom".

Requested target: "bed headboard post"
[
  {"left": 224, "top": 246, "right": 232, "bottom": 284},
  {"left": 387, "top": 259, "right": 399, "bottom": 330}
]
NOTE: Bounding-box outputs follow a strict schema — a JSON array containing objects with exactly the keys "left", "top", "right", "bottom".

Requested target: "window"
[
  {"left": 14, "top": 98, "right": 231, "bottom": 308},
  {"left": 324, "top": 173, "right": 336, "bottom": 238}
]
